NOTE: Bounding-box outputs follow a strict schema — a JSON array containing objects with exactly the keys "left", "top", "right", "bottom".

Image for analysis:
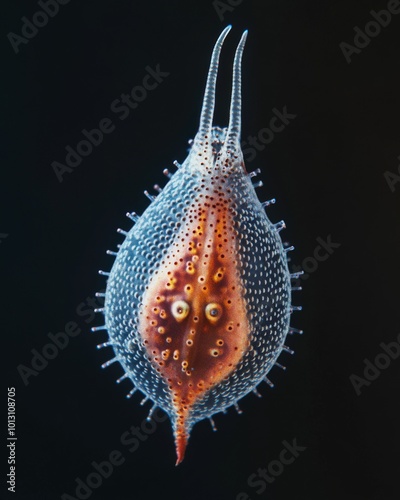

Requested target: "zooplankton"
[{"left": 93, "top": 26, "right": 302, "bottom": 463}]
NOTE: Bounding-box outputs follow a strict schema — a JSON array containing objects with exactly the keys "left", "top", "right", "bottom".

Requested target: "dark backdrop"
[{"left": 2, "top": 1, "right": 400, "bottom": 499}]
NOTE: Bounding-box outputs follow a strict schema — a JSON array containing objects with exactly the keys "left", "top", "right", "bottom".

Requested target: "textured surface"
[
  {"left": 101, "top": 27, "right": 294, "bottom": 464},
  {"left": 104, "top": 138, "right": 291, "bottom": 460}
]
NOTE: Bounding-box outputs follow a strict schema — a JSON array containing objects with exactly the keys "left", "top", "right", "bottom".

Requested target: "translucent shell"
[{"left": 96, "top": 26, "right": 300, "bottom": 465}]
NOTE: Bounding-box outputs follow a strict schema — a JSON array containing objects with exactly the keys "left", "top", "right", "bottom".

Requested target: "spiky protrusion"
[{"left": 97, "top": 27, "right": 302, "bottom": 466}]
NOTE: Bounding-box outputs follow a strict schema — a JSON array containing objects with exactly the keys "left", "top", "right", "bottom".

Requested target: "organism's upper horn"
[
  {"left": 196, "top": 25, "right": 232, "bottom": 145},
  {"left": 225, "top": 29, "right": 248, "bottom": 150}
]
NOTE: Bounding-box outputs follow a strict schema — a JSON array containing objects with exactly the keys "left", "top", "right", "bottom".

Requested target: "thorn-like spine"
[
  {"left": 274, "top": 362, "right": 286, "bottom": 371},
  {"left": 274, "top": 220, "right": 286, "bottom": 233},
  {"left": 248, "top": 168, "right": 261, "bottom": 178},
  {"left": 116, "top": 373, "right": 129, "bottom": 384},
  {"left": 94, "top": 307, "right": 105, "bottom": 313},
  {"left": 140, "top": 396, "right": 149, "bottom": 406},
  {"left": 234, "top": 403, "right": 243, "bottom": 415},
  {"left": 209, "top": 417, "right": 217, "bottom": 431},
  {"left": 95, "top": 292, "right": 105, "bottom": 298},
  {"left": 288, "top": 327, "right": 303, "bottom": 335},
  {"left": 262, "top": 198, "right": 276, "bottom": 208},
  {"left": 146, "top": 404, "right": 157, "bottom": 421},
  {"left": 101, "top": 357, "right": 118, "bottom": 369},
  {"left": 117, "top": 228, "right": 128, "bottom": 236},
  {"left": 252, "top": 388, "right": 262, "bottom": 398},
  {"left": 106, "top": 250, "right": 117, "bottom": 256},
  {"left": 97, "top": 341, "right": 112, "bottom": 349},
  {"left": 284, "top": 246, "right": 295, "bottom": 253},
  {"left": 144, "top": 190, "right": 156, "bottom": 201},
  {"left": 91, "top": 325, "right": 107, "bottom": 332},
  {"left": 291, "top": 305, "right": 302, "bottom": 312},
  {"left": 126, "top": 388, "right": 137, "bottom": 399},
  {"left": 153, "top": 184, "right": 162, "bottom": 193},
  {"left": 98, "top": 270, "right": 110, "bottom": 276},
  {"left": 173, "top": 160, "right": 181, "bottom": 168},
  {"left": 264, "top": 377, "right": 275, "bottom": 388},
  {"left": 252, "top": 180, "right": 263, "bottom": 189},
  {"left": 282, "top": 345, "right": 295, "bottom": 355},
  {"left": 126, "top": 212, "right": 140, "bottom": 222},
  {"left": 291, "top": 286, "right": 302, "bottom": 291},
  {"left": 163, "top": 168, "right": 172, "bottom": 178},
  {"left": 290, "top": 271, "right": 304, "bottom": 279}
]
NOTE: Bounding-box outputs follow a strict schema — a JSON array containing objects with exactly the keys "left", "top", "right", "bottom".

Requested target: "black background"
[{"left": 2, "top": 1, "right": 400, "bottom": 499}]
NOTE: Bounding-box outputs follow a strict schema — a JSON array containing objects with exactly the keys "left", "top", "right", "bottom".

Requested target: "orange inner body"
[{"left": 138, "top": 195, "right": 250, "bottom": 462}]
